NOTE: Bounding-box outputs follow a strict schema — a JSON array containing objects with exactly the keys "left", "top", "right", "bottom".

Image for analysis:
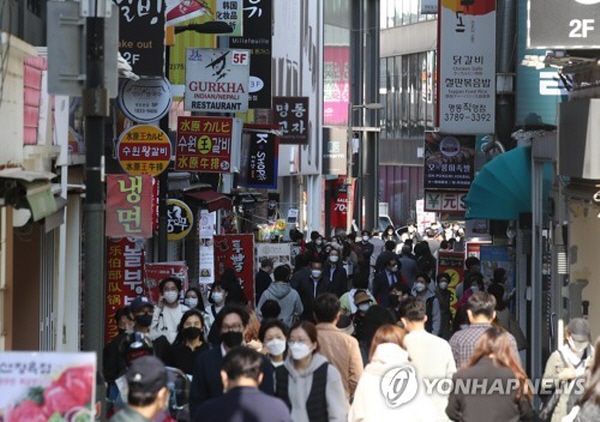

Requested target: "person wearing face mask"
[
  {"left": 150, "top": 277, "right": 190, "bottom": 344},
  {"left": 541, "top": 318, "right": 594, "bottom": 422},
  {"left": 257, "top": 265, "right": 303, "bottom": 328},
  {"left": 296, "top": 260, "right": 328, "bottom": 322},
  {"left": 387, "top": 282, "right": 411, "bottom": 320},
  {"left": 190, "top": 305, "right": 275, "bottom": 417},
  {"left": 429, "top": 272, "right": 454, "bottom": 339},
  {"left": 184, "top": 287, "right": 214, "bottom": 338},
  {"left": 166, "top": 309, "right": 209, "bottom": 377},
  {"left": 323, "top": 249, "right": 349, "bottom": 298},
  {"left": 457, "top": 272, "right": 485, "bottom": 309},
  {"left": 305, "top": 231, "right": 327, "bottom": 262},
  {"left": 351, "top": 290, "right": 373, "bottom": 341},
  {"left": 373, "top": 257, "right": 406, "bottom": 307},
  {"left": 357, "top": 230, "right": 374, "bottom": 279},
  {"left": 275, "top": 321, "right": 347, "bottom": 422},
  {"left": 259, "top": 319, "right": 289, "bottom": 369}
]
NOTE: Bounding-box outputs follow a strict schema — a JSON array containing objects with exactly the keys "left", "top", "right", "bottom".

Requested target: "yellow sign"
[
  {"left": 167, "top": 199, "right": 194, "bottom": 241},
  {"left": 117, "top": 125, "right": 171, "bottom": 176}
]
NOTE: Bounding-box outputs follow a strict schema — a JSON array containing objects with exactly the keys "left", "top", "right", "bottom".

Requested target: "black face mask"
[
  {"left": 135, "top": 314, "right": 153, "bottom": 328},
  {"left": 183, "top": 326, "right": 202, "bottom": 340},
  {"left": 221, "top": 331, "right": 243, "bottom": 348},
  {"left": 389, "top": 295, "right": 400, "bottom": 307}
]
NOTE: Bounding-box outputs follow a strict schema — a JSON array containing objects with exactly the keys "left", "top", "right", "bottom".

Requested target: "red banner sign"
[
  {"left": 175, "top": 116, "right": 233, "bottom": 172},
  {"left": 106, "top": 175, "right": 154, "bottom": 238},
  {"left": 144, "top": 262, "right": 189, "bottom": 304},
  {"left": 330, "top": 177, "right": 349, "bottom": 229},
  {"left": 437, "top": 251, "right": 465, "bottom": 315},
  {"left": 214, "top": 234, "right": 255, "bottom": 305},
  {"left": 105, "top": 237, "right": 145, "bottom": 343}
]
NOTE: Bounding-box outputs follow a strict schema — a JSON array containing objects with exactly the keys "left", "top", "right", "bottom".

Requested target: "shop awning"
[
  {"left": 0, "top": 169, "right": 58, "bottom": 222},
  {"left": 184, "top": 190, "right": 232, "bottom": 212},
  {"left": 465, "top": 146, "right": 532, "bottom": 220}
]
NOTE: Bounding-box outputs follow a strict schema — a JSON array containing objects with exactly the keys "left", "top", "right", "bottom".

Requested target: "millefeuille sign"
[
  {"left": 529, "top": 0, "right": 600, "bottom": 48},
  {"left": 184, "top": 48, "right": 251, "bottom": 112}
]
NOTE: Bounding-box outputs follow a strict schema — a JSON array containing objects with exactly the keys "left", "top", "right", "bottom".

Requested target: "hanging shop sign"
[
  {"left": 230, "top": 0, "right": 273, "bottom": 108},
  {"left": 105, "top": 237, "right": 145, "bottom": 343},
  {"left": 214, "top": 234, "right": 255, "bottom": 304},
  {"left": 106, "top": 175, "right": 154, "bottom": 238},
  {"left": 117, "top": 125, "right": 171, "bottom": 176},
  {"left": 185, "top": 48, "right": 251, "bottom": 112},
  {"left": 273, "top": 97, "right": 309, "bottom": 144},
  {"left": 423, "top": 132, "right": 475, "bottom": 190},
  {"left": 322, "top": 127, "right": 348, "bottom": 175},
  {"left": 175, "top": 116, "right": 241, "bottom": 173},
  {"left": 118, "top": 78, "right": 173, "bottom": 124},
  {"left": 424, "top": 190, "right": 467, "bottom": 214},
  {"left": 437, "top": 251, "right": 465, "bottom": 316},
  {"left": 242, "top": 125, "right": 279, "bottom": 189},
  {"left": 114, "top": 0, "right": 165, "bottom": 77},
  {"left": 167, "top": 199, "right": 194, "bottom": 241},
  {"left": 0, "top": 352, "right": 96, "bottom": 421},
  {"left": 330, "top": 177, "right": 350, "bottom": 229},
  {"left": 438, "top": 0, "right": 496, "bottom": 134}
]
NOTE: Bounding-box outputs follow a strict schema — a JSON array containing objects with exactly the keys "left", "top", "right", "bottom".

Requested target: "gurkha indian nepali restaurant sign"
[{"left": 185, "top": 48, "right": 251, "bottom": 113}]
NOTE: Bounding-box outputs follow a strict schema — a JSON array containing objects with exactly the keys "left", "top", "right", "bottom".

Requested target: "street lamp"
[{"left": 349, "top": 102, "right": 383, "bottom": 231}]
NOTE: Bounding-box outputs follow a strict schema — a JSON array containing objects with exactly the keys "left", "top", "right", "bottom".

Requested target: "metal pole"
[
  {"left": 158, "top": 45, "right": 170, "bottom": 262},
  {"left": 82, "top": 10, "right": 107, "bottom": 409}
]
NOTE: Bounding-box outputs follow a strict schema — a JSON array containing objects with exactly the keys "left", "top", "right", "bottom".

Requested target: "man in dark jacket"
[
  {"left": 193, "top": 347, "right": 291, "bottom": 422},
  {"left": 323, "top": 249, "right": 348, "bottom": 298},
  {"left": 190, "top": 305, "right": 274, "bottom": 417},
  {"left": 255, "top": 258, "right": 274, "bottom": 306},
  {"left": 373, "top": 257, "right": 403, "bottom": 307},
  {"left": 295, "top": 260, "right": 328, "bottom": 322}
]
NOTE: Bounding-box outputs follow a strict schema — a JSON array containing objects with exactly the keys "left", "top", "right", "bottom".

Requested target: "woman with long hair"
[
  {"left": 446, "top": 326, "right": 535, "bottom": 421},
  {"left": 349, "top": 324, "right": 436, "bottom": 422},
  {"left": 574, "top": 336, "right": 600, "bottom": 421},
  {"left": 165, "top": 309, "right": 209, "bottom": 376},
  {"left": 274, "top": 320, "right": 346, "bottom": 422}
]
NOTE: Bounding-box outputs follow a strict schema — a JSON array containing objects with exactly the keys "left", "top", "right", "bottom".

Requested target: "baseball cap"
[
  {"left": 130, "top": 296, "right": 154, "bottom": 313},
  {"left": 336, "top": 314, "right": 354, "bottom": 336},
  {"left": 567, "top": 318, "right": 591, "bottom": 342},
  {"left": 354, "top": 291, "right": 371, "bottom": 305},
  {"left": 126, "top": 356, "right": 168, "bottom": 395}
]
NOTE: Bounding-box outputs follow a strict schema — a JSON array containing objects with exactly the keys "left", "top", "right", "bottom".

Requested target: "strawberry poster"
[
  {"left": 0, "top": 352, "right": 96, "bottom": 421},
  {"left": 214, "top": 234, "right": 255, "bottom": 305}
]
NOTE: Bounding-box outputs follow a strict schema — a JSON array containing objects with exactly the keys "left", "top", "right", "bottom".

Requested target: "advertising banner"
[
  {"left": 175, "top": 116, "right": 239, "bottom": 172},
  {"left": 114, "top": 0, "right": 165, "bottom": 77},
  {"left": 255, "top": 243, "right": 292, "bottom": 270},
  {"left": 0, "top": 352, "right": 96, "bottom": 421},
  {"left": 214, "top": 234, "right": 255, "bottom": 304},
  {"left": 199, "top": 210, "right": 216, "bottom": 288},
  {"left": 273, "top": 97, "right": 309, "bottom": 144},
  {"left": 322, "top": 127, "right": 348, "bottom": 175},
  {"left": 185, "top": 48, "right": 251, "bottom": 112},
  {"left": 437, "top": 251, "right": 465, "bottom": 315},
  {"left": 424, "top": 132, "right": 475, "bottom": 190},
  {"left": 230, "top": 0, "right": 273, "bottom": 109},
  {"left": 106, "top": 175, "right": 154, "bottom": 238},
  {"left": 323, "top": 46, "right": 350, "bottom": 125},
  {"left": 480, "top": 244, "right": 516, "bottom": 293},
  {"left": 105, "top": 237, "right": 145, "bottom": 343},
  {"left": 330, "top": 178, "right": 350, "bottom": 229},
  {"left": 529, "top": 0, "right": 600, "bottom": 49},
  {"left": 144, "top": 262, "right": 189, "bottom": 304},
  {"left": 438, "top": 0, "right": 496, "bottom": 134},
  {"left": 117, "top": 125, "right": 171, "bottom": 176},
  {"left": 242, "top": 125, "right": 279, "bottom": 189},
  {"left": 167, "top": 199, "right": 194, "bottom": 241}
]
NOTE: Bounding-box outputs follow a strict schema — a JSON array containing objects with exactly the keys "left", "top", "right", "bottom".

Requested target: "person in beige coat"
[
  {"left": 314, "top": 293, "right": 364, "bottom": 402},
  {"left": 542, "top": 318, "right": 594, "bottom": 422}
]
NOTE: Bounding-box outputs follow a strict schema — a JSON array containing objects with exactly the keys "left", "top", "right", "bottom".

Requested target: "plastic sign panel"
[
  {"left": 273, "top": 97, "right": 309, "bottom": 144},
  {"left": 117, "top": 125, "right": 171, "bottom": 176},
  {"left": 167, "top": 199, "right": 194, "bottom": 241},
  {"left": 424, "top": 132, "right": 475, "bottom": 190},
  {"left": 144, "top": 262, "right": 189, "bottom": 304},
  {"left": 528, "top": 0, "right": 600, "bottom": 49},
  {"left": 438, "top": 0, "right": 496, "bottom": 134},
  {"left": 118, "top": 78, "right": 173, "bottom": 124},
  {"left": 214, "top": 234, "right": 255, "bottom": 304},
  {"left": 242, "top": 125, "right": 279, "bottom": 189},
  {"left": 106, "top": 175, "right": 154, "bottom": 238},
  {"left": 185, "top": 48, "right": 251, "bottom": 112}
]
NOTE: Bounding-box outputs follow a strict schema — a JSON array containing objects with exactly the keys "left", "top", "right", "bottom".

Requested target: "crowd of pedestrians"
[{"left": 103, "top": 227, "right": 599, "bottom": 422}]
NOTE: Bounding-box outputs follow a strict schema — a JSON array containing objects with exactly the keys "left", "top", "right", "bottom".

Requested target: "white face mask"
[
  {"left": 212, "top": 292, "right": 225, "bottom": 304},
  {"left": 311, "top": 269, "right": 322, "bottom": 279},
  {"left": 439, "top": 282, "right": 449, "bottom": 290},
  {"left": 332, "top": 242, "right": 340, "bottom": 248},
  {"left": 414, "top": 283, "right": 426, "bottom": 293},
  {"left": 316, "top": 239, "right": 323, "bottom": 246},
  {"left": 288, "top": 342, "right": 312, "bottom": 360},
  {"left": 568, "top": 337, "right": 588, "bottom": 353},
  {"left": 362, "top": 236, "right": 369, "bottom": 242},
  {"left": 163, "top": 291, "right": 179, "bottom": 304},
  {"left": 390, "top": 265, "right": 399, "bottom": 273},
  {"left": 265, "top": 339, "right": 286, "bottom": 357},
  {"left": 329, "top": 255, "right": 339, "bottom": 263},
  {"left": 184, "top": 297, "right": 199, "bottom": 308},
  {"left": 358, "top": 303, "right": 370, "bottom": 313}
]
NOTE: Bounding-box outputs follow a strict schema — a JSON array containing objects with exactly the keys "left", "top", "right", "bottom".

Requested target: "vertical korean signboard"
[
  {"left": 438, "top": 0, "right": 496, "bottom": 134},
  {"left": 230, "top": 0, "right": 273, "bottom": 108},
  {"left": 176, "top": 116, "right": 238, "bottom": 172},
  {"left": 273, "top": 97, "right": 309, "bottom": 144},
  {"left": 437, "top": 250, "right": 465, "bottom": 315},
  {"left": 424, "top": 131, "right": 475, "bottom": 190},
  {"left": 214, "top": 234, "right": 255, "bottom": 304},
  {"left": 114, "top": 0, "right": 165, "bottom": 77},
  {"left": 106, "top": 175, "right": 154, "bottom": 238},
  {"left": 185, "top": 48, "right": 251, "bottom": 112},
  {"left": 105, "top": 237, "right": 145, "bottom": 343},
  {"left": 242, "top": 125, "right": 279, "bottom": 189}
]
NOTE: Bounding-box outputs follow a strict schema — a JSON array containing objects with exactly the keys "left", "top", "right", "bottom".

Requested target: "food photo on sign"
[{"left": 423, "top": 131, "right": 475, "bottom": 190}]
